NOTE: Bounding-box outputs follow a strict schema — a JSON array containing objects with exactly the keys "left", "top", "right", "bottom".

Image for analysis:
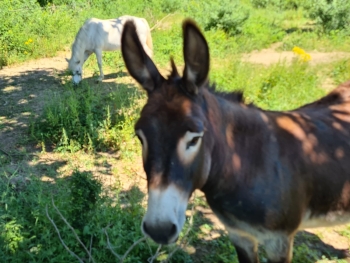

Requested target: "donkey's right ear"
[
  {"left": 121, "top": 21, "right": 163, "bottom": 94},
  {"left": 65, "top": 58, "right": 70, "bottom": 62}
]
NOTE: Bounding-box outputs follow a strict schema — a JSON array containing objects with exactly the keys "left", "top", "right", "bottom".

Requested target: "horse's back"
[
  {"left": 76, "top": 16, "right": 152, "bottom": 55},
  {"left": 117, "top": 15, "right": 153, "bottom": 57}
]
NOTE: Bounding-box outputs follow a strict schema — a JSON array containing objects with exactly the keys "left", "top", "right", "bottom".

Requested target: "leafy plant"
[
  {"left": 185, "top": 0, "right": 250, "bottom": 36},
  {"left": 30, "top": 83, "right": 143, "bottom": 153},
  {"left": 305, "top": 0, "right": 350, "bottom": 32},
  {"left": 68, "top": 170, "right": 102, "bottom": 230}
]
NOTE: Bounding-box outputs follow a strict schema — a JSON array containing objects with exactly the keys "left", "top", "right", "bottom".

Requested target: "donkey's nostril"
[{"left": 142, "top": 221, "right": 178, "bottom": 245}]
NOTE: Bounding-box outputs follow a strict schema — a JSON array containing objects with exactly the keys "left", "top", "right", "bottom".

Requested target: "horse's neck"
[{"left": 71, "top": 32, "right": 86, "bottom": 61}]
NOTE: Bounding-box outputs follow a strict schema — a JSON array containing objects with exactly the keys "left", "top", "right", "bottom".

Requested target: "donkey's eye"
[{"left": 186, "top": 136, "right": 201, "bottom": 149}]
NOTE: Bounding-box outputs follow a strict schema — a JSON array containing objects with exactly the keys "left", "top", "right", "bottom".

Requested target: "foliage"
[
  {"left": 68, "top": 170, "right": 102, "bottom": 230},
  {"left": 2, "top": 0, "right": 350, "bottom": 262},
  {"left": 204, "top": 0, "right": 250, "bottom": 36},
  {"left": 250, "top": 0, "right": 310, "bottom": 10},
  {"left": 185, "top": 0, "right": 250, "bottom": 36},
  {"left": 0, "top": 170, "right": 156, "bottom": 262},
  {"left": 209, "top": 58, "right": 325, "bottom": 111},
  {"left": 238, "top": 10, "right": 286, "bottom": 51},
  {"left": 331, "top": 58, "right": 350, "bottom": 85},
  {"left": 305, "top": 0, "right": 350, "bottom": 32},
  {"left": 30, "top": 82, "right": 144, "bottom": 153}
]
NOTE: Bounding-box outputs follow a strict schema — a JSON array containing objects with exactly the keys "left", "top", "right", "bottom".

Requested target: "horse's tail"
[{"left": 142, "top": 18, "right": 153, "bottom": 58}]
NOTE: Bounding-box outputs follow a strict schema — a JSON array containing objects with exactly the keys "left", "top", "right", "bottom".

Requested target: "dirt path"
[
  {"left": 1, "top": 47, "right": 350, "bottom": 262},
  {"left": 242, "top": 42, "right": 350, "bottom": 66}
]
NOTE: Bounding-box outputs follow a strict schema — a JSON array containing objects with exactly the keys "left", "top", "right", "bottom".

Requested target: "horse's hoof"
[{"left": 96, "top": 77, "right": 104, "bottom": 83}]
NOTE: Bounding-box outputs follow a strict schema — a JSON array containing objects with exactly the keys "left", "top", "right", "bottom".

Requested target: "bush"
[
  {"left": 250, "top": 0, "right": 310, "bottom": 10},
  {"left": 305, "top": 0, "right": 350, "bottom": 32},
  {"left": 0, "top": 172, "right": 157, "bottom": 262},
  {"left": 185, "top": 0, "right": 250, "bottom": 36},
  {"left": 30, "top": 83, "right": 143, "bottom": 153},
  {"left": 0, "top": 0, "right": 41, "bottom": 67},
  {"left": 68, "top": 170, "right": 102, "bottom": 230}
]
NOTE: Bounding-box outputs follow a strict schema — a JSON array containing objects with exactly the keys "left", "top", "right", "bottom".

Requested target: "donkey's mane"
[
  {"left": 208, "top": 85, "right": 244, "bottom": 103},
  {"left": 166, "top": 62, "right": 248, "bottom": 105}
]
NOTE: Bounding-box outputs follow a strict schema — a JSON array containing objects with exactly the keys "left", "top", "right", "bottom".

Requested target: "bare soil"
[
  {"left": 1, "top": 46, "right": 350, "bottom": 262},
  {"left": 242, "top": 42, "right": 350, "bottom": 66}
]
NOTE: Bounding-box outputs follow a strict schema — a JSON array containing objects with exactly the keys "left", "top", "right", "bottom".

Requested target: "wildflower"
[
  {"left": 25, "top": 41, "right": 29, "bottom": 45},
  {"left": 28, "top": 38, "right": 33, "bottom": 43},
  {"left": 24, "top": 51, "right": 28, "bottom": 54},
  {"left": 292, "top": 46, "right": 311, "bottom": 62}
]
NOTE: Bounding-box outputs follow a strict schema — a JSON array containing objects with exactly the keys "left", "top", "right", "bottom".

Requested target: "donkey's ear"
[
  {"left": 121, "top": 21, "right": 163, "bottom": 94},
  {"left": 182, "top": 19, "right": 210, "bottom": 95},
  {"left": 65, "top": 58, "right": 70, "bottom": 63}
]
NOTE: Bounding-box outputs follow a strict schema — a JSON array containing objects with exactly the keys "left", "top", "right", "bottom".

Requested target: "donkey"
[
  {"left": 66, "top": 15, "right": 153, "bottom": 84},
  {"left": 121, "top": 18, "right": 350, "bottom": 263}
]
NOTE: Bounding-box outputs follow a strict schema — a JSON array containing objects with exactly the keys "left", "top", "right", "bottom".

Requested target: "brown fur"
[{"left": 121, "top": 18, "right": 350, "bottom": 263}]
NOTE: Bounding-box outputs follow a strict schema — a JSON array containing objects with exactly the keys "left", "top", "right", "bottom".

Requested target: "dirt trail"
[
  {"left": 242, "top": 42, "right": 350, "bottom": 66},
  {"left": 1, "top": 47, "right": 350, "bottom": 262}
]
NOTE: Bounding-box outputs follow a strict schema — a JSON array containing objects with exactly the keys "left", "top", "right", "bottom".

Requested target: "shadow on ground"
[{"left": 0, "top": 66, "right": 140, "bottom": 183}]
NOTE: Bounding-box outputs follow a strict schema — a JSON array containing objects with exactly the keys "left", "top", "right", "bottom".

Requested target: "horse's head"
[
  {"left": 66, "top": 58, "right": 82, "bottom": 85},
  {"left": 121, "top": 19, "right": 213, "bottom": 244}
]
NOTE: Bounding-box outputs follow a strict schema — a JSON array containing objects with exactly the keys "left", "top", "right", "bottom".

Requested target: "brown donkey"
[{"left": 121, "top": 19, "right": 350, "bottom": 263}]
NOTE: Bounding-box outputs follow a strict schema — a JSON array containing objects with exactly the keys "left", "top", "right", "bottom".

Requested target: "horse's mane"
[{"left": 71, "top": 21, "right": 89, "bottom": 61}]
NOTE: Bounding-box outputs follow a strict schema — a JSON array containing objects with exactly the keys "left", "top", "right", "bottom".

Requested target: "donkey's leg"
[
  {"left": 95, "top": 49, "right": 104, "bottom": 82},
  {"left": 263, "top": 234, "right": 294, "bottom": 263},
  {"left": 227, "top": 229, "right": 259, "bottom": 263}
]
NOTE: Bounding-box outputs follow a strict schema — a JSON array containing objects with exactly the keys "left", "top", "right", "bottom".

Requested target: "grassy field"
[{"left": 1, "top": 0, "right": 350, "bottom": 262}]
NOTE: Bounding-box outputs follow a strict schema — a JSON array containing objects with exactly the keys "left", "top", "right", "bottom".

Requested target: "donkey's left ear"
[
  {"left": 182, "top": 19, "right": 210, "bottom": 95},
  {"left": 65, "top": 58, "right": 70, "bottom": 63}
]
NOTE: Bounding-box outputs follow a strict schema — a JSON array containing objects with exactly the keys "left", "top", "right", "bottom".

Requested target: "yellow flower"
[
  {"left": 25, "top": 41, "right": 29, "bottom": 45},
  {"left": 292, "top": 46, "right": 311, "bottom": 62},
  {"left": 28, "top": 38, "right": 33, "bottom": 43},
  {"left": 24, "top": 51, "right": 28, "bottom": 54}
]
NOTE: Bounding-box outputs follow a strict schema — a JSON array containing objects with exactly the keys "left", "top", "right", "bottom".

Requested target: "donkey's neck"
[{"left": 201, "top": 89, "right": 272, "bottom": 192}]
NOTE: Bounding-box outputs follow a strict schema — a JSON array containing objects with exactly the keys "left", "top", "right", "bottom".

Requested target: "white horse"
[{"left": 66, "top": 15, "right": 153, "bottom": 84}]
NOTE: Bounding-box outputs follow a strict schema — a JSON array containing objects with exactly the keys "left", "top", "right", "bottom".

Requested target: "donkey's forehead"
[
  {"left": 144, "top": 87, "right": 194, "bottom": 115},
  {"left": 136, "top": 92, "right": 204, "bottom": 133}
]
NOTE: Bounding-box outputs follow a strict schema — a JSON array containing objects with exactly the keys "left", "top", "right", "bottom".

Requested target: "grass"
[{"left": 1, "top": 0, "right": 350, "bottom": 262}]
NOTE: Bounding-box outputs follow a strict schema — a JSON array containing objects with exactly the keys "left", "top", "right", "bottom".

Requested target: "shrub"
[
  {"left": 250, "top": 0, "right": 312, "bottom": 10},
  {"left": 204, "top": 0, "right": 250, "bottom": 36},
  {"left": 0, "top": 0, "right": 41, "bottom": 67},
  {"left": 30, "top": 83, "right": 143, "bottom": 153},
  {"left": 68, "top": 170, "right": 102, "bottom": 230},
  {"left": 185, "top": 0, "right": 250, "bottom": 36},
  {"left": 305, "top": 0, "right": 350, "bottom": 32}
]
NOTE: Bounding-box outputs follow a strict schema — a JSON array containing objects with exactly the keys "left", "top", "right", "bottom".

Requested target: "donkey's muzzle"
[{"left": 142, "top": 221, "right": 178, "bottom": 245}]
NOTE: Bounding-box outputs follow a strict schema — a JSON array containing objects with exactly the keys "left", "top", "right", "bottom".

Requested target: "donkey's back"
[{"left": 270, "top": 80, "right": 350, "bottom": 228}]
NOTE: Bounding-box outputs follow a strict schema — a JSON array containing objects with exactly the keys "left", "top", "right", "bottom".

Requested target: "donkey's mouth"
[{"left": 142, "top": 221, "right": 179, "bottom": 245}]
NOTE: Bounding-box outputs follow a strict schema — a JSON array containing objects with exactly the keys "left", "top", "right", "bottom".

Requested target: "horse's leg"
[
  {"left": 227, "top": 229, "right": 259, "bottom": 263},
  {"left": 263, "top": 234, "right": 294, "bottom": 263},
  {"left": 95, "top": 49, "right": 104, "bottom": 82},
  {"left": 84, "top": 51, "right": 92, "bottom": 62}
]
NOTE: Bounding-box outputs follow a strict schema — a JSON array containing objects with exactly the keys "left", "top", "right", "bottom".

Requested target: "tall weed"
[{"left": 30, "top": 82, "right": 144, "bottom": 153}]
